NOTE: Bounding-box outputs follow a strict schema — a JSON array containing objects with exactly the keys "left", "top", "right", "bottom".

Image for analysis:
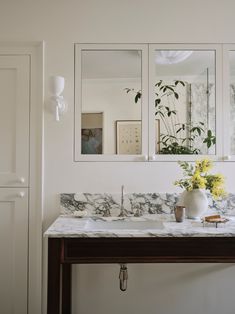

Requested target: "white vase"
[{"left": 184, "top": 189, "right": 208, "bottom": 219}]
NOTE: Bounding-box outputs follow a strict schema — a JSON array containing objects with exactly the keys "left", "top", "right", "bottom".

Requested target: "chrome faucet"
[{"left": 119, "top": 185, "right": 127, "bottom": 217}]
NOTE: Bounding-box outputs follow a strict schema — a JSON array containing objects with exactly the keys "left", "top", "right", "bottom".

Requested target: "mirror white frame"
[
  {"left": 148, "top": 43, "right": 223, "bottom": 162},
  {"left": 74, "top": 43, "right": 149, "bottom": 162}
]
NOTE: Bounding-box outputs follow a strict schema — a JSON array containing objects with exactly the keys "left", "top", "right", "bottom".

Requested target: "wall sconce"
[{"left": 48, "top": 76, "right": 67, "bottom": 121}]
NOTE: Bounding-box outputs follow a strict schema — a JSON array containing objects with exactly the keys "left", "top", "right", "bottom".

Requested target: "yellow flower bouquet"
[{"left": 175, "top": 159, "right": 226, "bottom": 200}]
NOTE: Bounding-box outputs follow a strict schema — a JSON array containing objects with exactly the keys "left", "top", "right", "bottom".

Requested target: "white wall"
[{"left": 1, "top": 1, "right": 235, "bottom": 314}]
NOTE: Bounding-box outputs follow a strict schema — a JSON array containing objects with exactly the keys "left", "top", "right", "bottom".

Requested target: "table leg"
[
  {"left": 62, "top": 263, "right": 72, "bottom": 314},
  {"left": 47, "top": 238, "right": 61, "bottom": 314}
]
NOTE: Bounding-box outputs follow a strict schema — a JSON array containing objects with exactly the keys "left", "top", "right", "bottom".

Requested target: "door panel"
[
  {"left": 0, "top": 56, "right": 30, "bottom": 186},
  {"left": 0, "top": 188, "right": 28, "bottom": 314}
]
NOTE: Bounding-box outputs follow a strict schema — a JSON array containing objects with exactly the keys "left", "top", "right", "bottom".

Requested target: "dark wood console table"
[{"left": 47, "top": 237, "right": 235, "bottom": 314}]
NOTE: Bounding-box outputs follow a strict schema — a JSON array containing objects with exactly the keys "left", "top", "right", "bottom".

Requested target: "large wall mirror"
[
  {"left": 149, "top": 47, "right": 217, "bottom": 157},
  {"left": 75, "top": 44, "right": 148, "bottom": 161},
  {"left": 75, "top": 44, "right": 223, "bottom": 162},
  {"left": 229, "top": 50, "right": 235, "bottom": 156}
]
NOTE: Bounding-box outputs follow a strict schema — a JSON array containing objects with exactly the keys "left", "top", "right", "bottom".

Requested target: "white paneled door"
[
  {"left": 0, "top": 54, "right": 30, "bottom": 313},
  {"left": 0, "top": 188, "right": 28, "bottom": 314},
  {"left": 0, "top": 56, "right": 30, "bottom": 187}
]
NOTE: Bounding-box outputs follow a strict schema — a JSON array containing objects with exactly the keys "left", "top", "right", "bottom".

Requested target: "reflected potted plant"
[
  {"left": 125, "top": 80, "right": 216, "bottom": 154},
  {"left": 174, "top": 159, "right": 226, "bottom": 219}
]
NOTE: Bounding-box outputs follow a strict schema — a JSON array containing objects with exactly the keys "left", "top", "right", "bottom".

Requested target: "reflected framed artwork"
[
  {"left": 116, "top": 120, "right": 160, "bottom": 155},
  {"left": 116, "top": 120, "right": 141, "bottom": 154},
  {"left": 81, "top": 112, "right": 103, "bottom": 154}
]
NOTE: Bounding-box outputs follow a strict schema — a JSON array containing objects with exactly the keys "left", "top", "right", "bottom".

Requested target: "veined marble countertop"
[{"left": 44, "top": 214, "right": 235, "bottom": 238}]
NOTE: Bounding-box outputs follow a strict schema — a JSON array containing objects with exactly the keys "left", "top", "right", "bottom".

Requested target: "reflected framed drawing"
[
  {"left": 81, "top": 112, "right": 103, "bottom": 154},
  {"left": 116, "top": 120, "right": 141, "bottom": 154},
  {"left": 116, "top": 120, "right": 160, "bottom": 155}
]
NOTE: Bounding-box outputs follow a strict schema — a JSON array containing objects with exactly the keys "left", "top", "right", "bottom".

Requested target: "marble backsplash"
[{"left": 60, "top": 193, "right": 235, "bottom": 217}]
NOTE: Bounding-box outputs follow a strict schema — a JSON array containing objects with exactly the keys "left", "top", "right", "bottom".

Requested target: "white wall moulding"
[{"left": 74, "top": 43, "right": 235, "bottom": 162}]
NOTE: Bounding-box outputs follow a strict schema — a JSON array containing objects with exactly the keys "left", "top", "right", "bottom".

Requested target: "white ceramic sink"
[{"left": 84, "top": 219, "right": 164, "bottom": 231}]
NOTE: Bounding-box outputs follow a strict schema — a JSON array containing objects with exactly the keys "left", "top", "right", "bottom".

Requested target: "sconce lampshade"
[
  {"left": 49, "top": 76, "right": 65, "bottom": 96},
  {"left": 48, "top": 75, "right": 67, "bottom": 121}
]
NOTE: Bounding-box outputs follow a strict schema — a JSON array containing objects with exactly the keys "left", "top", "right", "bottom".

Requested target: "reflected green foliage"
[{"left": 125, "top": 80, "right": 216, "bottom": 155}]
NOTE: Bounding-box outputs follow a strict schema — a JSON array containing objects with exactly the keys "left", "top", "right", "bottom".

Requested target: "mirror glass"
[
  {"left": 81, "top": 50, "right": 142, "bottom": 155},
  {"left": 229, "top": 51, "right": 235, "bottom": 155},
  {"left": 153, "top": 50, "right": 216, "bottom": 155}
]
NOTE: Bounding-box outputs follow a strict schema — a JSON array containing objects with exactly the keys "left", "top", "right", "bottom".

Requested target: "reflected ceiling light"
[{"left": 155, "top": 51, "right": 193, "bottom": 65}]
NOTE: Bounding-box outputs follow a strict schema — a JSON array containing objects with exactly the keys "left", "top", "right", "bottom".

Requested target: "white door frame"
[{"left": 0, "top": 42, "right": 44, "bottom": 314}]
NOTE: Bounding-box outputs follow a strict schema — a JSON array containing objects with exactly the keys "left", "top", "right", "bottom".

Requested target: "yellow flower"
[
  {"left": 212, "top": 174, "right": 225, "bottom": 185},
  {"left": 175, "top": 158, "right": 227, "bottom": 200},
  {"left": 191, "top": 172, "right": 206, "bottom": 189},
  {"left": 195, "top": 158, "right": 213, "bottom": 173},
  {"left": 211, "top": 186, "right": 227, "bottom": 199}
]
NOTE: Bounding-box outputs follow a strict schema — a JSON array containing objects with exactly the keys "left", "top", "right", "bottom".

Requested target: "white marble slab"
[
  {"left": 44, "top": 215, "right": 235, "bottom": 238},
  {"left": 60, "top": 193, "right": 235, "bottom": 217}
]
